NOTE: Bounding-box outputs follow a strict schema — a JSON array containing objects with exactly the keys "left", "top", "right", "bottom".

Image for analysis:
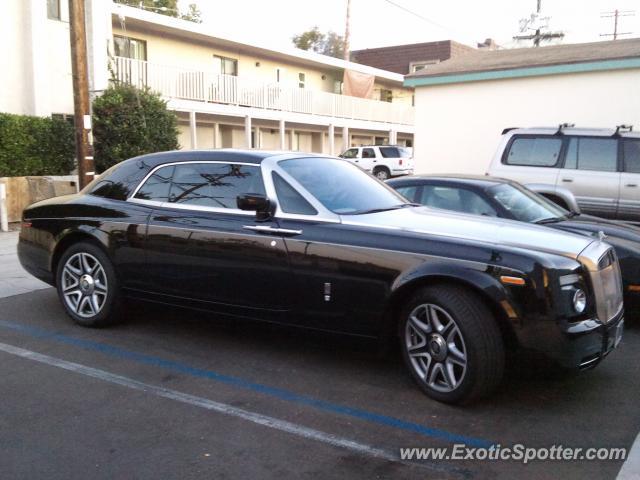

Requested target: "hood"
[
  {"left": 342, "top": 206, "right": 596, "bottom": 260},
  {"left": 553, "top": 215, "right": 640, "bottom": 243}
]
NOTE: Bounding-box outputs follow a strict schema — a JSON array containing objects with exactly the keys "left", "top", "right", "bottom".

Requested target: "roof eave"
[{"left": 404, "top": 57, "right": 640, "bottom": 87}]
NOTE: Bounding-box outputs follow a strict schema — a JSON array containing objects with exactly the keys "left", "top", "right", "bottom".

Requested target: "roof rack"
[
  {"left": 357, "top": 144, "right": 405, "bottom": 147},
  {"left": 614, "top": 124, "right": 633, "bottom": 136},
  {"left": 555, "top": 123, "right": 575, "bottom": 135}
]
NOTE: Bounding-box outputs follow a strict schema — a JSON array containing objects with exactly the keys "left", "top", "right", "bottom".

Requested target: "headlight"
[{"left": 573, "top": 289, "right": 587, "bottom": 313}]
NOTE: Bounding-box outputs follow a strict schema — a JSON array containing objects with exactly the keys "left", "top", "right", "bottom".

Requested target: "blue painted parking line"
[{"left": 0, "top": 319, "right": 494, "bottom": 448}]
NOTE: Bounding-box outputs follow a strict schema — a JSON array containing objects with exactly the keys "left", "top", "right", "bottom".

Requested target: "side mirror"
[{"left": 237, "top": 193, "right": 274, "bottom": 220}]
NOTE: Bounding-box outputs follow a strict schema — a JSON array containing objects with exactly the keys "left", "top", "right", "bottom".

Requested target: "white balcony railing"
[{"left": 112, "top": 57, "right": 414, "bottom": 126}]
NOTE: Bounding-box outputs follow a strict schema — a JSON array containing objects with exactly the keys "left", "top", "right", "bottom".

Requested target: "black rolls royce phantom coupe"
[{"left": 18, "top": 150, "right": 625, "bottom": 404}]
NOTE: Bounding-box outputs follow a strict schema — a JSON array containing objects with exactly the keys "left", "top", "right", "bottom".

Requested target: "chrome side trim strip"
[{"left": 243, "top": 225, "right": 303, "bottom": 236}]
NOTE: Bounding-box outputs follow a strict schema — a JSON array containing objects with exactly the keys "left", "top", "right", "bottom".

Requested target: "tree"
[
  {"left": 92, "top": 84, "right": 179, "bottom": 172},
  {"left": 180, "top": 3, "right": 202, "bottom": 23},
  {"left": 114, "top": 0, "right": 202, "bottom": 23},
  {"left": 292, "top": 27, "right": 345, "bottom": 59}
]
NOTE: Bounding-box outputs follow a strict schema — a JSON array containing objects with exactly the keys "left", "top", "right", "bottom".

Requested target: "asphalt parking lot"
[{"left": 0, "top": 287, "right": 638, "bottom": 479}]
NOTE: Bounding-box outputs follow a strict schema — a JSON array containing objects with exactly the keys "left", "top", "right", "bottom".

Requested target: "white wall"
[{"left": 413, "top": 68, "right": 640, "bottom": 174}]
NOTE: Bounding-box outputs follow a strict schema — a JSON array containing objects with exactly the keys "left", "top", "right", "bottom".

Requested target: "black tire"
[
  {"left": 55, "top": 241, "right": 123, "bottom": 327},
  {"left": 398, "top": 285, "right": 505, "bottom": 404},
  {"left": 373, "top": 166, "right": 391, "bottom": 181}
]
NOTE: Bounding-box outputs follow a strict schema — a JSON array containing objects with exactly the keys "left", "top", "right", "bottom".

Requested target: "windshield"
[
  {"left": 488, "top": 183, "right": 568, "bottom": 223},
  {"left": 278, "top": 157, "right": 408, "bottom": 214}
]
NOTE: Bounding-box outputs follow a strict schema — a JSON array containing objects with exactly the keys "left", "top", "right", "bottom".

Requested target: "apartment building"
[{"left": 1, "top": 0, "right": 415, "bottom": 156}]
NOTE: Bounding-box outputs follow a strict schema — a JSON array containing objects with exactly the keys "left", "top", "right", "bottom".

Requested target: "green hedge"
[
  {"left": 93, "top": 84, "right": 179, "bottom": 172},
  {"left": 0, "top": 113, "right": 75, "bottom": 177}
]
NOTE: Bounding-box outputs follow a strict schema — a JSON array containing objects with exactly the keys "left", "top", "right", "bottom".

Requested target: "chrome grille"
[{"left": 578, "top": 242, "right": 623, "bottom": 324}]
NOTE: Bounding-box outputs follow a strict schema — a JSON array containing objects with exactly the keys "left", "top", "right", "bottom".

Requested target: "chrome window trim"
[
  {"left": 128, "top": 197, "right": 255, "bottom": 216},
  {"left": 127, "top": 160, "right": 262, "bottom": 216}
]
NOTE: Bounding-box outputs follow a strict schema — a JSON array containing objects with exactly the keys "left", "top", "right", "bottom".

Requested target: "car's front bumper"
[{"left": 555, "top": 309, "right": 624, "bottom": 369}]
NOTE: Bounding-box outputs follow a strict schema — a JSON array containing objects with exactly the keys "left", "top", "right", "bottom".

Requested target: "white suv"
[
  {"left": 339, "top": 145, "right": 414, "bottom": 180},
  {"left": 488, "top": 125, "right": 640, "bottom": 222}
]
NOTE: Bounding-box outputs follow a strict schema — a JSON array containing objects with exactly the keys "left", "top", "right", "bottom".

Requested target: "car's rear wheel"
[
  {"left": 56, "top": 242, "right": 122, "bottom": 327},
  {"left": 373, "top": 166, "right": 391, "bottom": 180},
  {"left": 399, "top": 285, "right": 505, "bottom": 404}
]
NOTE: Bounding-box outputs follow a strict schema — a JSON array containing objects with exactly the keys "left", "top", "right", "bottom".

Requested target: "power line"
[
  {"left": 381, "top": 0, "right": 452, "bottom": 33},
  {"left": 600, "top": 9, "right": 635, "bottom": 40}
]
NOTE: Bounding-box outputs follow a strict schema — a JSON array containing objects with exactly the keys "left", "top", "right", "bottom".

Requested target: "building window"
[
  {"left": 47, "top": 0, "right": 61, "bottom": 20},
  {"left": 298, "top": 73, "right": 306, "bottom": 89},
  {"left": 334, "top": 80, "right": 343, "bottom": 94},
  {"left": 409, "top": 60, "right": 440, "bottom": 73},
  {"left": 213, "top": 55, "right": 238, "bottom": 76},
  {"left": 380, "top": 89, "right": 393, "bottom": 103},
  {"left": 276, "top": 67, "right": 286, "bottom": 83},
  {"left": 113, "top": 35, "right": 147, "bottom": 61}
]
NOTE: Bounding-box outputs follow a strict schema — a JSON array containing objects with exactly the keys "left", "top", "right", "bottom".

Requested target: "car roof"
[
  {"left": 387, "top": 174, "right": 512, "bottom": 189},
  {"left": 126, "top": 149, "right": 328, "bottom": 168},
  {"left": 346, "top": 145, "right": 406, "bottom": 148},
  {"left": 504, "top": 127, "right": 640, "bottom": 138}
]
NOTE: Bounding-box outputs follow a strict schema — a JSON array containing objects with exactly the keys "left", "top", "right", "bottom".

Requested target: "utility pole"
[
  {"left": 343, "top": 0, "right": 351, "bottom": 61},
  {"left": 600, "top": 9, "right": 635, "bottom": 40},
  {"left": 68, "top": 0, "right": 94, "bottom": 189},
  {"left": 513, "top": 0, "right": 564, "bottom": 47}
]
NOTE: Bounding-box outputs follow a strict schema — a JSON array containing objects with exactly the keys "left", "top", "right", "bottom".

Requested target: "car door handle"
[
  {"left": 243, "top": 225, "right": 303, "bottom": 236},
  {"left": 626, "top": 183, "right": 638, "bottom": 188},
  {"left": 561, "top": 178, "right": 573, "bottom": 183}
]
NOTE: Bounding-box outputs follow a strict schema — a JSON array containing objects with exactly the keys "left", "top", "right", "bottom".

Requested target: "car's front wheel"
[
  {"left": 399, "top": 285, "right": 505, "bottom": 404},
  {"left": 56, "top": 242, "right": 123, "bottom": 327}
]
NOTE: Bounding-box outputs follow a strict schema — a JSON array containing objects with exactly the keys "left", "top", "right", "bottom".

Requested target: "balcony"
[{"left": 112, "top": 57, "right": 414, "bottom": 126}]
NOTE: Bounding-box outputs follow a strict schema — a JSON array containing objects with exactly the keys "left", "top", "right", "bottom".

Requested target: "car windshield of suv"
[
  {"left": 278, "top": 157, "right": 409, "bottom": 214},
  {"left": 488, "top": 183, "right": 569, "bottom": 223}
]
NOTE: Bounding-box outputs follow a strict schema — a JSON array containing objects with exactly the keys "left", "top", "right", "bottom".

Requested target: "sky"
[{"left": 180, "top": 0, "right": 640, "bottom": 51}]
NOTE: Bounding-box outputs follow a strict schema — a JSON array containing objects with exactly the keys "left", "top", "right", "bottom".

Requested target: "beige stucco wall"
[
  {"left": 412, "top": 68, "right": 640, "bottom": 175},
  {"left": 0, "top": 0, "right": 74, "bottom": 116},
  {"left": 113, "top": 25, "right": 339, "bottom": 93}
]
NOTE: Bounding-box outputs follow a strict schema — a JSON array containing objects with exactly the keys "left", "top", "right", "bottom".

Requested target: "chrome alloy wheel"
[
  {"left": 405, "top": 303, "right": 467, "bottom": 393},
  {"left": 61, "top": 252, "right": 108, "bottom": 318}
]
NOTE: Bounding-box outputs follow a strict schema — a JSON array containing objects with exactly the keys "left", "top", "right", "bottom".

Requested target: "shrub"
[
  {"left": 0, "top": 113, "right": 75, "bottom": 177},
  {"left": 92, "top": 84, "right": 180, "bottom": 172}
]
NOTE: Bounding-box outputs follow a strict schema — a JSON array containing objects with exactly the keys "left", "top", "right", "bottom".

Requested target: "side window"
[
  {"left": 341, "top": 148, "right": 358, "bottom": 159},
  {"left": 564, "top": 137, "right": 618, "bottom": 172},
  {"left": 169, "top": 163, "right": 264, "bottom": 208},
  {"left": 420, "top": 186, "right": 496, "bottom": 216},
  {"left": 272, "top": 173, "right": 318, "bottom": 215},
  {"left": 134, "top": 165, "right": 175, "bottom": 202},
  {"left": 504, "top": 137, "right": 562, "bottom": 167},
  {"left": 395, "top": 185, "right": 418, "bottom": 202},
  {"left": 623, "top": 140, "right": 640, "bottom": 174},
  {"left": 379, "top": 147, "right": 400, "bottom": 158},
  {"left": 362, "top": 148, "right": 375, "bottom": 159}
]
